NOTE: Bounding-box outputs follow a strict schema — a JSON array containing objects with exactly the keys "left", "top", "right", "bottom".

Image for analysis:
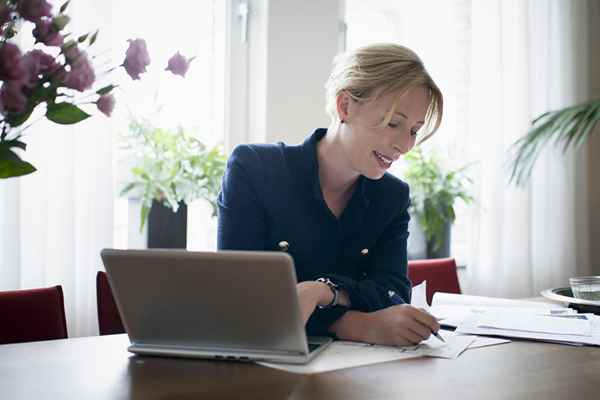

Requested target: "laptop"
[{"left": 100, "top": 249, "right": 332, "bottom": 364}]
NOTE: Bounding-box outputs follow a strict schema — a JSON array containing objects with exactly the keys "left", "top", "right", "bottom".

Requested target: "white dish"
[{"left": 540, "top": 287, "right": 600, "bottom": 307}]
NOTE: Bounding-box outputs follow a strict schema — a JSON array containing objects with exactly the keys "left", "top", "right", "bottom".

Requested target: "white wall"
[
  {"left": 264, "top": 0, "right": 341, "bottom": 145},
  {"left": 228, "top": 0, "right": 341, "bottom": 148}
]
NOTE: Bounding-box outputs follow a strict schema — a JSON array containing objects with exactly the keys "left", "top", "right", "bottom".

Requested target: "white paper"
[
  {"left": 411, "top": 280, "right": 429, "bottom": 309},
  {"left": 432, "top": 292, "right": 564, "bottom": 309},
  {"left": 430, "top": 305, "right": 576, "bottom": 328},
  {"left": 257, "top": 341, "right": 423, "bottom": 374},
  {"left": 467, "top": 336, "right": 511, "bottom": 349},
  {"left": 456, "top": 314, "right": 600, "bottom": 346},
  {"left": 477, "top": 312, "right": 592, "bottom": 336},
  {"left": 257, "top": 331, "right": 476, "bottom": 374},
  {"left": 419, "top": 331, "right": 476, "bottom": 359}
]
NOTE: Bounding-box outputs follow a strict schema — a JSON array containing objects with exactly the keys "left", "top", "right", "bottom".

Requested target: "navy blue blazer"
[{"left": 217, "top": 128, "right": 412, "bottom": 335}]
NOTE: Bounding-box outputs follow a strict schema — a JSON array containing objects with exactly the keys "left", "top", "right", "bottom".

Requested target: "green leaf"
[
  {"left": 119, "top": 182, "right": 137, "bottom": 197},
  {"left": 5, "top": 104, "right": 36, "bottom": 127},
  {"left": 139, "top": 203, "right": 150, "bottom": 233},
  {"left": 89, "top": 30, "right": 99, "bottom": 46},
  {"left": 46, "top": 103, "right": 91, "bottom": 125},
  {"left": 0, "top": 149, "right": 37, "bottom": 179},
  {"left": 77, "top": 33, "right": 89, "bottom": 43},
  {"left": 96, "top": 84, "right": 117, "bottom": 96},
  {"left": 60, "top": 0, "right": 71, "bottom": 13}
]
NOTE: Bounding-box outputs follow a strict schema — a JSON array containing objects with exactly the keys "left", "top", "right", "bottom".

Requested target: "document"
[
  {"left": 258, "top": 331, "right": 476, "bottom": 374},
  {"left": 430, "top": 292, "right": 600, "bottom": 346},
  {"left": 429, "top": 292, "right": 570, "bottom": 328},
  {"left": 467, "top": 336, "right": 511, "bottom": 349},
  {"left": 411, "top": 280, "right": 429, "bottom": 309}
]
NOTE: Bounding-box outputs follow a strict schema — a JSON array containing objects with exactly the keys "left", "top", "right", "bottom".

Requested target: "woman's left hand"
[{"left": 296, "top": 281, "right": 332, "bottom": 325}]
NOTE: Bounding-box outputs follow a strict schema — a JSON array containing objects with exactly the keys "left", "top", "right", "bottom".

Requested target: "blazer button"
[
  {"left": 361, "top": 248, "right": 369, "bottom": 256},
  {"left": 278, "top": 241, "right": 290, "bottom": 252}
]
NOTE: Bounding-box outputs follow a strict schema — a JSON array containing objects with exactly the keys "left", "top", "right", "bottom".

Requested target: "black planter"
[
  {"left": 426, "top": 223, "right": 451, "bottom": 259},
  {"left": 147, "top": 200, "right": 187, "bottom": 249}
]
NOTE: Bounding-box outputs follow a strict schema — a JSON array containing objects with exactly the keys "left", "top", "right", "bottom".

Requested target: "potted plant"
[
  {"left": 509, "top": 98, "right": 600, "bottom": 185},
  {"left": 404, "top": 147, "right": 473, "bottom": 259},
  {"left": 120, "top": 117, "right": 226, "bottom": 248}
]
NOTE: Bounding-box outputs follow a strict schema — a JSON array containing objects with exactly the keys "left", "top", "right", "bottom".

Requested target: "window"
[
  {"left": 344, "top": 0, "right": 472, "bottom": 265},
  {"left": 111, "top": 0, "right": 226, "bottom": 250}
]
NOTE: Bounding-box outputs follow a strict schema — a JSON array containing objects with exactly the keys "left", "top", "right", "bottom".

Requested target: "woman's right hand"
[{"left": 361, "top": 304, "right": 440, "bottom": 346}]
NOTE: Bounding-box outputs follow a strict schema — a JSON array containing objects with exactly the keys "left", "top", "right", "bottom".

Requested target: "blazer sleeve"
[
  {"left": 217, "top": 145, "right": 268, "bottom": 250},
  {"left": 327, "top": 189, "right": 413, "bottom": 312}
]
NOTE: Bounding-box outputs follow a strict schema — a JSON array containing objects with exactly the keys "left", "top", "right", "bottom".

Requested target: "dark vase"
[
  {"left": 426, "top": 223, "right": 451, "bottom": 259},
  {"left": 147, "top": 200, "right": 187, "bottom": 249}
]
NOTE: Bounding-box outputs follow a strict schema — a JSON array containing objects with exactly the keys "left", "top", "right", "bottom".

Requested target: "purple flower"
[
  {"left": 165, "top": 52, "right": 192, "bottom": 77},
  {"left": 0, "top": 42, "right": 26, "bottom": 82},
  {"left": 63, "top": 51, "right": 95, "bottom": 92},
  {"left": 62, "top": 41, "right": 81, "bottom": 64},
  {"left": 16, "top": 0, "right": 52, "bottom": 23},
  {"left": 0, "top": 5, "right": 11, "bottom": 26},
  {"left": 32, "top": 18, "right": 64, "bottom": 47},
  {"left": 0, "top": 82, "right": 27, "bottom": 113},
  {"left": 122, "top": 39, "right": 150, "bottom": 80},
  {"left": 21, "top": 49, "right": 58, "bottom": 87},
  {"left": 96, "top": 94, "right": 115, "bottom": 117}
]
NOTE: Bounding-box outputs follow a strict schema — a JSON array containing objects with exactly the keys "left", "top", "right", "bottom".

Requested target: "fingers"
[
  {"left": 399, "top": 330, "right": 423, "bottom": 345},
  {"left": 405, "top": 319, "right": 432, "bottom": 340},
  {"left": 410, "top": 307, "right": 440, "bottom": 332}
]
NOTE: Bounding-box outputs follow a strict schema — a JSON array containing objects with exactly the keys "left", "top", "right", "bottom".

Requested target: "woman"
[{"left": 217, "top": 43, "right": 443, "bottom": 346}]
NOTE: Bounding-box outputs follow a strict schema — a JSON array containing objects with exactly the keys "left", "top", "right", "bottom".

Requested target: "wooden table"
[{"left": 1, "top": 334, "right": 599, "bottom": 400}]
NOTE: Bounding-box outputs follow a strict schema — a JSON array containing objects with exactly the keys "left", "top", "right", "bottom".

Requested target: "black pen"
[{"left": 388, "top": 290, "right": 446, "bottom": 343}]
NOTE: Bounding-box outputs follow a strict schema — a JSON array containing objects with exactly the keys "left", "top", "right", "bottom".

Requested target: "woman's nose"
[{"left": 393, "top": 133, "right": 413, "bottom": 155}]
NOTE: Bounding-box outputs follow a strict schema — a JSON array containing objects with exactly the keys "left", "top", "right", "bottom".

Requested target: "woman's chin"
[{"left": 362, "top": 169, "right": 386, "bottom": 180}]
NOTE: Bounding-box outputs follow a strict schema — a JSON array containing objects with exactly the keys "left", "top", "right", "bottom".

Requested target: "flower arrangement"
[
  {"left": 120, "top": 118, "right": 227, "bottom": 231},
  {"left": 0, "top": 0, "right": 194, "bottom": 179}
]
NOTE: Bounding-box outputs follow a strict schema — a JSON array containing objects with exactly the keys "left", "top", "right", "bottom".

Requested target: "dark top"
[{"left": 217, "top": 128, "right": 412, "bottom": 335}]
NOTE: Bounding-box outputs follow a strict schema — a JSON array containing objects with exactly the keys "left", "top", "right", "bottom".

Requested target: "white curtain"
[{"left": 464, "top": 0, "right": 592, "bottom": 297}]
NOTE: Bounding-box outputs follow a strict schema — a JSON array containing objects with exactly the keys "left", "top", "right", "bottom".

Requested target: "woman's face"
[{"left": 339, "top": 86, "right": 430, "bottom": 180}]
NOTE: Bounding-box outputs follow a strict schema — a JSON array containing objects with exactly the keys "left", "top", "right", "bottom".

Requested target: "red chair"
[
  {"left": 96, "top": 271, "right": 125, "bottom": 335},
  {"left": 408, "top": 258, "right": 461, "bottom": 305},
  {"left": 0, "top": 285, "right": 68, "bottom": 344}
]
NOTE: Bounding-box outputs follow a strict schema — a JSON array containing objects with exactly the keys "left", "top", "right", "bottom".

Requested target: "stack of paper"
[{"left": 430, "top": 293, "right": 600, "bottom": 346}]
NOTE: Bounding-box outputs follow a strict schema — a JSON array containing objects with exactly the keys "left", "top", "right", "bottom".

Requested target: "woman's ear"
[{"left": 336, "top": 91, "right": 351, "bottom": 123}]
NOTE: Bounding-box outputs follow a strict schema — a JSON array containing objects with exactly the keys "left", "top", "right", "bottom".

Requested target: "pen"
[{"left": 388, "top": 290, "right": 446, "bottom": 343}]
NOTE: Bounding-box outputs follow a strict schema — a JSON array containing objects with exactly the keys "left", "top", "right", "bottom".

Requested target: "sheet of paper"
[
  {"left": 431, "top": 292, "right": 564, "bottom": 309},
  {"left": 257, "top": 341, "right": 423, "bottom": 374},
  {"left": 258, "top": 331, "right": 476, "bottom": 374},
  {"left": 419, "top": 330, "right": 476, "bottom": 359},
  {"left": 411, "top": 280, "right": 429, "bottom": 309},
  {"left": 431, "top": 305, "right": 576, "bottom": 328},
  {"left": 467, "top": 336, "right": 511, "bottom": 349},
  {"left": 477, "top": 312, "right": 592, "bottom": 336},
  {"left": 456, "top": 314, "right": 600, "bottom": 346}
]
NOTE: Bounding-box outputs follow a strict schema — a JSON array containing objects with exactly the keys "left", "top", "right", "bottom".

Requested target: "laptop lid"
[{"left": 100, "top": 249, "right": 315, "bottom": 361}]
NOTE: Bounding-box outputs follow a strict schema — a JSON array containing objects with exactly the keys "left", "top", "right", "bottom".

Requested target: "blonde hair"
[{"left": 325, "top": 43, "right": 443, "bottom": 142}]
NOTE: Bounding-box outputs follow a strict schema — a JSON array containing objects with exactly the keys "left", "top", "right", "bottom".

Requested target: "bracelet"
[{"left": 316, "top": 277, "right": 339, "bottom": 309}]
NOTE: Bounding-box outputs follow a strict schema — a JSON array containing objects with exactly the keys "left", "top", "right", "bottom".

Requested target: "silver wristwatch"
[{"left": 316, "top": 277, "right": 339, "bottom": 309}]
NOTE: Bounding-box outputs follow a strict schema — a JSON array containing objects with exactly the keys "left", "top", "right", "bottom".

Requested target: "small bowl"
[{"left": 569, "top": 276, "right": 600, "bottom": 301}]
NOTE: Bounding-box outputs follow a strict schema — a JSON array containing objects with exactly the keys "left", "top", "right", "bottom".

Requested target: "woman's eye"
[{"left": 388, "top": 122, "right": 400, "bottom": 128}]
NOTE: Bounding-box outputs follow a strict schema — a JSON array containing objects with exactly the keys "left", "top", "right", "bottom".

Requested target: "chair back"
[
  {"left": 96, "top": 271, "right": 125, "bottom": 335},
  {"left": 0, "top": 285, "right": 68, "bottom": 344},
  {"left": 408, "top": 258, "right": 461, "bottom": 305}
]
